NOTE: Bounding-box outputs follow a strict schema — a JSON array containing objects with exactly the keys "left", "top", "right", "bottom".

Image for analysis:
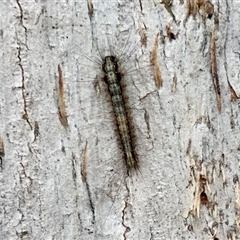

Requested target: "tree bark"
[{"left": 1, "top": 1, "right": 240, "bottom": 239}]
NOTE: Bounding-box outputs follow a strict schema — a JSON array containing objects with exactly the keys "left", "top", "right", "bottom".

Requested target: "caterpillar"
[
  {"left": 101, "top": 55, "right": 138, "bottom": 174},
  {"left": 62, "top": 27, "right": 161, "bottom": 238},
  {"left": 69, "top": 29, "right": 155, "bottom": 178}
]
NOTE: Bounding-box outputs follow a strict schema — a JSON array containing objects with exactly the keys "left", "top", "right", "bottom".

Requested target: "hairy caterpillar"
[
  {"left": 102, "top": 55, "right": 138, "bottom": 173},
  {"left": 61, "top": 27, "right": 161, "bottom": 239},
  {"left": 69, "top": 29, "right": 155, "bottom": 175}
]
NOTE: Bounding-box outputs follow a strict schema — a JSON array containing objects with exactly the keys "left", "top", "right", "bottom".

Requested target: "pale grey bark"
[{"left": 1, "top": 1, "right": 240, "bottom": 240}]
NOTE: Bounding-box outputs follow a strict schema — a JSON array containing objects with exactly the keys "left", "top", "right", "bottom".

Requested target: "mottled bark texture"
[{"left": 1, "top": 1, "right": 240, "bottom": 239}]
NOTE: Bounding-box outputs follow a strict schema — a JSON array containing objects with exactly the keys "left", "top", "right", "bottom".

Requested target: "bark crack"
[
  {"left": 85, "top": 182, "right": 96, "bottom": 223},
  {"left": 16, "top": 0, "right": 32, "bottom": 129},
  {"left": 122, "top": 179, "right": 131, "bottom": 240},
  {"left": 16, "top": 0, "right": 28, "bottom": 45},
  {"left": 17, "top": 48, "right": 32, "bottom": 130},
  {"left": 19, "top": 161, "right": 33, "bottom": 194},
  {"left": 0, "top": 134, "right": 4, "bottom": 170}
]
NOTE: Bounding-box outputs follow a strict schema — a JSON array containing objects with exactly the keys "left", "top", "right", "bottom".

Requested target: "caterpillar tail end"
[{"left": 126, "top": 154, "right": 139, "bottom": 176}]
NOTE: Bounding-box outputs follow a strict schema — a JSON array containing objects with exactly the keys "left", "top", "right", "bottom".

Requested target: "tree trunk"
[{"left": 1, "top": 1, "right": 240, "bottom": 239}]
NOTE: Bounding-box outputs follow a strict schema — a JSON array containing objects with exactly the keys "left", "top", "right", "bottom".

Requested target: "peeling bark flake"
[
  {"left": 81, "top": 141, "right": 88, "bottom": 183},
  {"left": 144, "top": 109, "right": 151, "bottom": 139},
  {"left": 87, "top": 0, "right": 94, "bottom": 17},
  {"left": 229, "top": 83, "right": 239, "bottom": 102},
  {"left": 171, "top": 74, "right": 177, "bottom": 92},
  {"left": 233, "top": 176, "right": 240, "bottom": 229},
  {"left": 192, "top": 165, "right": 210, "bottom": 217},
  {"left": 224, "top": 63, "right": 239, "bottom": 101},
  {"left": 209, "top": 28, "right": 221, "bottom": 112},
  {"left": 150, "top": 34, "right": 162, "bottom": 88},
  {"left": 57, "top": 65, "right": 68, "bottom": 127},
  {"left": 200, "top": 191, "right": 208, "bottom": 205},
  {"left": 33, "top": 121, "right": 39, "bottom": 141},
  {"left": 166, "top": 24, "right": 177, "bottom": 41},
  {"left": 138, "top": 22, "right": 147, "bottom": 46},
  {"left": 185, "top": 0, "right": 214, "bottom": 23},
  {"left": 161, "top": 0, "right": 176, "bottom": 22}
]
